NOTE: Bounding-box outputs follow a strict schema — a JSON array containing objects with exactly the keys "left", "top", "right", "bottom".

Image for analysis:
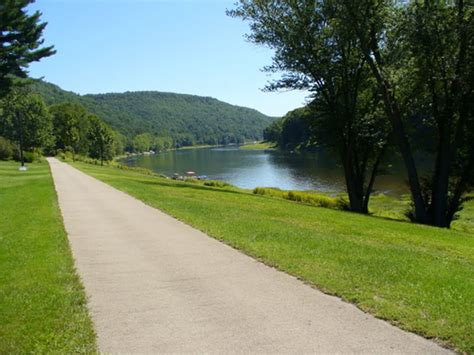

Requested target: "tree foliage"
[
  {"left": 88, "top": 115, "right": 115, "bottom": 166},
  {"left": 32, "top": 81, "right": 274, "bottom": 146},
  {"left": 0, "top": 0, "right": 55, "bottom": 97},
  {"left": 229, "top": 0, "right": 390, "bottom": 213},
  {"left": 264, "top": 107, "right": 315, "bottom": 150},
  {"left": 232, "top": 0, "right": 474, "bottom": 227},
  {"left": 0, "top": 89, "right": 52, "bottom": 165},
  {"left": 49, "top": 102, "right": 91, "bottom": 156},
  {"left": 339, "top": 0, "right": 474, "bottom": 227},
  {"left": 0, "top": 136, "right": 13, "bottom": 160}
]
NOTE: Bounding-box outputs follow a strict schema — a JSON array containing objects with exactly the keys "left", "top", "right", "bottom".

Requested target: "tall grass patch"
[{"left": 253, "top": 187, "right": 347, "bottom": 210}]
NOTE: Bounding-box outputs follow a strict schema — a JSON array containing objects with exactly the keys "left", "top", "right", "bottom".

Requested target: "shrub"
[
  {"left": 0, "top": 137, "right": 13, "bottom": 160},
  {"left": 253, "top": 187, "right": 286, "bottom": 198},
  {"left": 287, "top": 190, "right": 338, "bottom": 209},
  {"left": 13, "top": 150, "right": 38, "bottom": 163},
  {"left": 57, "top": 150, "right": 74, "bottom": 162},
  {"left": 24, "top": 151, "right": 37, "bottom": 163},
  {"left": 203, "top": 180, "right": 231, "bottom": 188},
  {"left": 253, "top": 186, "right": 348, "bottom": 210}
]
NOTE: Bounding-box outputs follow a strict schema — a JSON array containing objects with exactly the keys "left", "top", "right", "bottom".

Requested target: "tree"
[
  {"left": 112, "top": 131, "right": 126, "bottom": 156},
  {"left": 49, "top": 103, "right": 90, "bottom": 157},
  {"left": 273, "top": 107, "right": 315, "bottom": 150},
  {"left": 153, "top": 135, "right": 173, "bottom": 152},
  {"left": 263, "top": 119, "right": 282, "bottom": 144},
  {"left": 340, "top": 0, "right": 474, "bottom": 227},
  {"left": 0, "top": 136, "right": 13, "bottom": 160},
  {"left": 88, "top": 115, "right": 115, "bottom": 166},
  {"left": 132, "top": 133, "right": 153, "bottom": 153},
  {"left": 0, "top": 0, "right": 55, "bottom": 98},
  {"left": 0, "top": 89, "right": 52, "bottom": 166},
  {"left": 229, "top": 0, "right": 390, "bottom": 213}
]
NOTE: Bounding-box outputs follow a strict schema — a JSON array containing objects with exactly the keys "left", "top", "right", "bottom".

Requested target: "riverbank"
[
  {"left": 113, "top": 144, "right": 223, "bottom": 161},
  {"left": 118, "top": 142, "right": 270, "bottom": 160},
  {"left": 0, "top": 161, "right": 96, "bottom": 352},
  {"left": 72, "top": 161, "right": 473, "bottom": 353},
  {"left": 240, "top": 141, "right": 276, "bottom": 150}
]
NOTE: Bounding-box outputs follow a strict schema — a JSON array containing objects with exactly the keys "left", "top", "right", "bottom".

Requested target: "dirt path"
[{"left": 47, "top": 158, "right": 450, "bottom": 353}]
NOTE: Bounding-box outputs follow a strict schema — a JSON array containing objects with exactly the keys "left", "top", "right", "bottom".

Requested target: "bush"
[
  {"left": 25, "top": 151, "right": 37, "bottom": 163},
  {"left": 203, "top": 180, "right": 231, "bottom": 188},
  {"left": 12, "top": 148, "right": 39, "bottom": 163},
  {"left": 253, "top": 186, "right": 348, "bottom": 210},
  {"left": 57, "top": 150, "right": 74, "bottom": 162},
  {"left": 16, "top": 151, "right": 36, "bottom": 163},
  {"left": 253, "top": 187, "right": 286, "bottom": 198},
  {"left": 0, "top": 137, "right": 13, "bottom": 160}
]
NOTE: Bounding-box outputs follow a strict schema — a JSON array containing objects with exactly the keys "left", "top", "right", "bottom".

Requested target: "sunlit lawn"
[
  {"left": 0, "top": 161, "right": 96, "bottom": 353},
  {"left": 74, "top": 161, "right": 473, "bottom": 353}
]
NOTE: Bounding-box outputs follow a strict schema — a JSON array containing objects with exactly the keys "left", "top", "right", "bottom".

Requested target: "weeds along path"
[{"left": 47, "top": 158, "right": 450, "bottom": 353}]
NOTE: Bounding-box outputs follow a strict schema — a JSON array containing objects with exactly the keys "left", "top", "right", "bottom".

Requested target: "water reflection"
[{"left": 122, "top": 147, "right": 410, "bottom": 195}]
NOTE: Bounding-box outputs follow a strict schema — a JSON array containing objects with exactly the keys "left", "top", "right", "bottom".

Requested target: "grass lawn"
[
  {"left": 73, "top": 162, "right": 473, "bottom": 353},
  {"left": 369, "top": 193, "right": 474, "bottom": 233},
  {"left": 240, "top": 141, "right": 276, "bottom": 150},
  {"left": 0, "top": 161, "right": 96, "bottom": 352}
]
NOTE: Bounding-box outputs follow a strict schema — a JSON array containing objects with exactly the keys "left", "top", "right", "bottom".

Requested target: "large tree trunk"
[
  {"left": 341, "top": 2, "right": 429, "bottom": 223},
  {"left": 363, "top": 146, "right": 385, "bottom": 213},
  {"left": 430, "top": 122, "right": 451, "bottom": 227},
  {"left": 363, "top": 55, "right": 429, "bottom": 224},
  {"left": 342, "top": 150, "right": 367, "bottom": 214},
  {"left": 19, "top": 143, "right": 24, "bottom": 167},
  {"left": 16, "top": 111, "right": 25, "bottom": 167}
]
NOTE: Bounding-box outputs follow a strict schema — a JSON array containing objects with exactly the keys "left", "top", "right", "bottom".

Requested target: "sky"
[{"left": 28, "top": 0, "right": 309, "bottom": 117}]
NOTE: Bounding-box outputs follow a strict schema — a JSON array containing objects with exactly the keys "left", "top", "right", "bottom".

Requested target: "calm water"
[{"left": 122, "top": 147, "right": 411, "bottom": 195}]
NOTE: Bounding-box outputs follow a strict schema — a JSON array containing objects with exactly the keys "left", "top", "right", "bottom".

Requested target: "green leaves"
[
  {"left": 0, "top": 89, "right": 53, "bottom": 152},
  {"left": 0, "top": 0, "right": 55, "bottom": 98},
  {"left": 88, "top": 115, "right": 115, "bottom": 164}
]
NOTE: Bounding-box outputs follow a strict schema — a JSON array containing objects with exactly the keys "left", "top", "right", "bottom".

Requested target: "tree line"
[
  {"left": 230, "top": 0, "right": 474, "bottom": 228},
  {"left": 0, "top": 90, "right": 210, "bottom": 167},
  {"left": 33, "top": 81, "right": 271, "bottom": 146},
  {"left": 0, "top": 1, "right": 123, "bottom": 165},
  {"left": 0, "top": 1, "right": 252, "bottom": 166},
  {"left": 0, "top": 92, "right": 122, "bottom": 166}
]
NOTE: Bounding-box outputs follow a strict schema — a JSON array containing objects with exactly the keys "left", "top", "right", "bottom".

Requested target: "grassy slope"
[
  {"left": 74, "top": 162, "right": 473, "bottom": 353},
  {"left": 368, "top": 193, "right": 474, "bottom": 233},
  {"left": 0, "top": 161, "right": 96, "bottom": 352}
]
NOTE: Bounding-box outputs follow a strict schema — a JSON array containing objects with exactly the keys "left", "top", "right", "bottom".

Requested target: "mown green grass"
[
  {"left": 240, "top": 141, "right": 276, "bottom": 150},
  {"left": 73, "top": 162, "right": 473, "bottom": 353},
  {"left": 369, "top": 193, "right": 474, "bottom": 233},
  {"left": 0, "top": 161, "right": 96, "bottom": 353}
]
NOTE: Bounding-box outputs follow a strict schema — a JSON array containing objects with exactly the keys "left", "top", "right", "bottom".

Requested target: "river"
[{"left": 121, "top": 146, "right": 412, "bottom": 195}]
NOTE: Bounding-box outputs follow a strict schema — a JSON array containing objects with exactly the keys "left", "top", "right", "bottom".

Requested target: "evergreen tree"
[{"left": 0, "top": 0, "right": 55, "bottom": 97}]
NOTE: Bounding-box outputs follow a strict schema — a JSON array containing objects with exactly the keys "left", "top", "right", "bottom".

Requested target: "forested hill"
[{"left": 32, "top": 81, "right": 275, "bottom": 145}]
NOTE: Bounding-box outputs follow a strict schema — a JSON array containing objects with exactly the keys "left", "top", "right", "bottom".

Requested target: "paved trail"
[{"left": 47, "top": 158, "right": 449, "bottom": 353}]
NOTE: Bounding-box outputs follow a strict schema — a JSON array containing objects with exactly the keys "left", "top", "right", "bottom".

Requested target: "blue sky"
[{"left": 28, "top": 0, "right": 309, "bottom": 117}]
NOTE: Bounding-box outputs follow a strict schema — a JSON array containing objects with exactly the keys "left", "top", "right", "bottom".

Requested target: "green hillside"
[{"left": 32, "top": 81, "right": 274, "bottom": 145}]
